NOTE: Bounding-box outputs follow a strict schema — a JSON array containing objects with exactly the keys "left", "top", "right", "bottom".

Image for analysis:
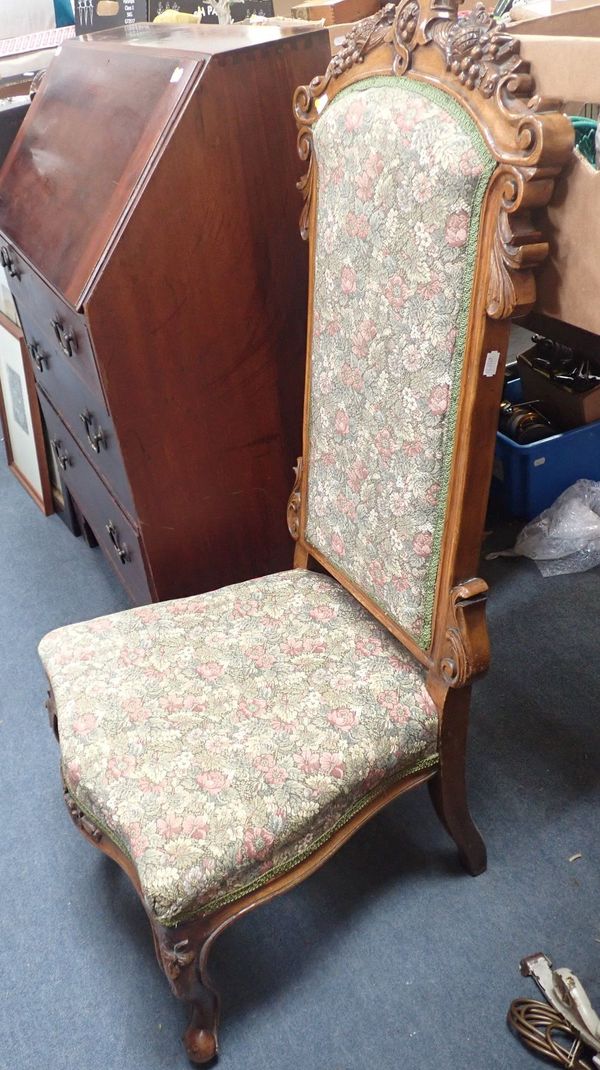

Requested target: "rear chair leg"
[{"left": 428, "top": 687, "right": 487, "bottom": 876}]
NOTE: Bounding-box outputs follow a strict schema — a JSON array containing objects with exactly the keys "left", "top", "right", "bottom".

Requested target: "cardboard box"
[
  {"left": 506, "top": 13, "right": 600, "bottom": 336},
  {"left": 292, "top": 0, "right": 378, "bottom": 25},
  {"left": 74, "top": 1, "right": 148, "bottom": 33}
]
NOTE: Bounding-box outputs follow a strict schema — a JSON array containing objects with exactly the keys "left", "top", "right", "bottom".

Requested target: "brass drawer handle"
[
  {"left": 52, "top": 317, "right": 77, "bottom": 358},
  {"left": 28, "top": 341, "right": 49, "bottom": 373},
  {"left": 50, "top": 438, "right": 71, "bottom": 471},
  {"left": 0, "top": 245, "right": 20, "bottom": 279},
  {"left": 79, "top": 409, "right": 106, "bottom": 453},
  {"left": 106, "top": 521, "right": 129, "bottom": 564}
]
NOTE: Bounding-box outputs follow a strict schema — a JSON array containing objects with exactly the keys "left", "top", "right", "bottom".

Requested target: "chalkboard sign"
[{"left": 74, "top": 0, "right": 148, "bottom": 34}]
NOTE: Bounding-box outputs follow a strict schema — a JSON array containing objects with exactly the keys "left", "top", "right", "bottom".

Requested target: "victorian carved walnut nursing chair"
[{"left": 39, "top": 1, "right": 572, "bottom": 1062}]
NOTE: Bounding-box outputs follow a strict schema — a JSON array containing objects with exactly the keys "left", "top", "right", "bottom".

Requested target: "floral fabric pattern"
[
  {"left": 307, "top": 78, "right": 495, "bottom": 648},
  {"left": 40, "top": 570, "right": 438, "bottom": 926}
]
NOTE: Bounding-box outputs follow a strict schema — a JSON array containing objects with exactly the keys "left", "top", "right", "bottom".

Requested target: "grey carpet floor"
[{"left": 1, "top": 457, "right": 599, "bottom": 1070}]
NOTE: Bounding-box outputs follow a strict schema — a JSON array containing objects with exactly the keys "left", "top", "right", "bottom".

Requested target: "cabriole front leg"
[{"left": 156, "top": 924, "right": 220, "bottom": 1064}]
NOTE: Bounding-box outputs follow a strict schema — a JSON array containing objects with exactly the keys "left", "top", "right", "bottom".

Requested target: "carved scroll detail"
[
  {"left": 286, "top": 457, "right": 303, "bottom": 540},
  {"left": 438, "top": 578, "right": 489, "bottom": 688},
  {"left": 63, "top": 787, "right": 103, "bottom": 844},
  {"left": 158, "top": 936, "right": 196, "bottom": 984},
  {"left": 295, "top": 0, "right": 573, "bottom": 248}
]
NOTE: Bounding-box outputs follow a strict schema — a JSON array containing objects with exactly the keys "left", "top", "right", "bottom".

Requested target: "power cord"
[{"left": 508, "top": 998, "right": 596, "bottom": 1070}]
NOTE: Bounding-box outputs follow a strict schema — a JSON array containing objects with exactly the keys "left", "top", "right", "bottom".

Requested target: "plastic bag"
[{"left": 488, "top": 480, "right": 600, "bottom": 576}]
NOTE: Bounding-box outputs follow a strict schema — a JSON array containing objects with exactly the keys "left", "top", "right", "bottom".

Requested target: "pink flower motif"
[
  {"left": 309, "top": 604, "right": 336, "bottom": 622},
  {"left": 327, "top": 707, "right": 358, "bottom": 731},
  {"left": 157, "top": 814, "right": 183, "bottom": 840},
  {"left": 246, "top": 645, "right": 275, "bottom": 669},
  {"left": 352, "top": 318, "right": 377, "bottom": 359},
  {"left": 123, "top": 697, "right": 150, "bottom": 723},
  {"left": 182, "top": 815, "right": 208, "bottom": 840},
  {"left": 429, "top": 384, "right": 450, "bottom": 416},
  {"left": 403, "top": 439, "right": 424, "bottom": 458},
  {"left": 368, "top": 560, "right": 387, "bottom": 589},
  {"left": 196, "top": 661, "right": 224, "bottom": 681},
  {"left": 344, "top": 98, "right": 365, "bottom": 131},
  {"left": 392, "top": 574, "right": 410, "bottom": 594},
  {"left": 341, "top": 265, "right": 357, "bottom": 295},
  {"left": 326, "top": 317, "right": 342, "bottom": 336},
  {"left": 362, "top": 768, "right": 386, "bottom": 791},
  {"left": 348, "top": 459, "right": 369, "bottom": 492},
  {"left": 164, "top": 695, "right": 206, "bottom": 714},
  {"left": 128, "top": 822, "right": 149, "bottom": 856},
  {"left": 355, "top": 635, "right": 384, "bottom": 658},
  {"left": 460, "top": 147, "right": 483, "bottom": 177},
  {"left": 241, "top": 827, "right": 275, "bottom": 863},
  {"left": 253, "top": 754, "right": 288, "bottom": 786},
  {"left": 265, "top": 766, "right": 288, "bottom": 787},
  {"left": 330, "top": 162, "right": 344, "bottom": 187},
  {"left": 412, "top": 175, "right": 433, "bottom": 204},
  {"left": 356, "top": 171, "right": 374, "bottom": 203},
  {"left": 138, "top": 777, "right": 163, "bottom": 794},
  {"left": 331, "top": 532, "right": 345, "bottom": 557},
  {"left": 295, "top": 749, "right": 321, "bottom": 775},
  {"left": 341, "top": 363, "right": 364, "bottom": 392},
  {"left": 197, "top": 770, "right": 231, "bottom": 795},
  {"left": 271, "top": 717, "right": 295, "bottom": 734},
  {"left": 365, "top": 151, "right": 384, "bottom": 179},
  {"left": 66, "top": 760, "right": 81, "bottom": 787},
  {"left": 107, "top": 754, "right": 136, "bottom": 779},
  {"left": 334, "top": 408, "right": 350, "bottom": 435},
  {"left": 413, "top": 531, "right": 433, "bottom": 558},
  {"left": 418, "top": 273, "right": 444, "bottom": 300},
  {"left": 232, "top": 597, "right": 260, "bottom": 618},
  {"left": 377, "top": 690, "right": 399, "bottom": 711},
  {"left": 394, "top": 109, "right": 418, "bottom": 133},
  {"left": 445, "top": 210, "right": 469, "bottom": 248},
  {"left": 319, "top": 752, "right": 345, "bottom": 779},
  {"left": 72, "top": 712, "right": 97, "bottom": 736},
  {"left": 375, "top": 428, "right": 395, "bottom": 461},
  {"left": 237, "top": 697, "right": 267, "bottom": 719},
  {"left": 389, "top": 704, "right": 412, "bottom": 726},
  {"left": 336, "top": 493, "right": 357, "bottom": 521},
  {"left": 425, "top": 482, "right": 440, "bottom": 506},
  {"left": 345, "top": 212, "right": 370, "bottom": 240},
  {"left": 384, "top": 274, "right": 409, "bottom": 313}
]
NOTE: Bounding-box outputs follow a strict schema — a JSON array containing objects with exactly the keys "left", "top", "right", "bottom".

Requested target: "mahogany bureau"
[{"left": 0, "top": 22, "right": 330, "bottom": 603}]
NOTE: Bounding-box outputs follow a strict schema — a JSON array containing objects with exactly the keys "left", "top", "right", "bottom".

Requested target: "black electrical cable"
[{"left": 508, "top": 998, "right": 596, "bottom": 1070}]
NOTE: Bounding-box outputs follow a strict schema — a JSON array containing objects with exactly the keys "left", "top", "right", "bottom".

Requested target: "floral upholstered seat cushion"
[
  {"left": 307, "top": 78, "right": 495, "bottom": 648},
  {"left": 39, "top": 570, "right": 438, "bottom": 926}
]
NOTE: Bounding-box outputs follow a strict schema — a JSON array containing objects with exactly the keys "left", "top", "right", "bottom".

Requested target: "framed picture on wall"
[{"left": 0, "top": 309, "right": 54, "bottom": 514}]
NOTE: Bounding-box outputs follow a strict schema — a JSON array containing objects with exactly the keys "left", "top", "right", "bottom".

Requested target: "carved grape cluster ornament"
[{"left": 444, "top": 9, "right": 521, "bottom": 96}]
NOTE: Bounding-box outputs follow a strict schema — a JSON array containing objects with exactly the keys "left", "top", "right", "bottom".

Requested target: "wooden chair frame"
[{"left": 47, "top": 1, "right": 572, "bottom": 1062}]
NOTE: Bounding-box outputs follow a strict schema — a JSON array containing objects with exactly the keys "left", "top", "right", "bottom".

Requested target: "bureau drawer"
[
  {"left": 38, "top": 392, "right": 153, "bottom": 606},
  {"left": 0, "top": 241, "right": 102, "bottom": 399},
  {"left": 28, "top": 329, "right": 135, "bottom": 517}
]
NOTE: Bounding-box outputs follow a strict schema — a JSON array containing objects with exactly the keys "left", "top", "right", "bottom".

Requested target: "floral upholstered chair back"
[
  {"left": 291, "top": 1, "right": 572, "bottom": 667},
  {"left": 304, "top": 76, "right": 494, "bottom": 650}
]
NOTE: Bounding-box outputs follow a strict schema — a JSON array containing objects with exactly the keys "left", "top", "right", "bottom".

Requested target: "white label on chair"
[
  {"left": 170, "top": 67, "right": 184, "bottom": 84},
  {"left": 483, "top": 350, "right": 500, "bottom": 377},
  {"left": 315, "top": 94, "right": 328, "bottom": 114}
]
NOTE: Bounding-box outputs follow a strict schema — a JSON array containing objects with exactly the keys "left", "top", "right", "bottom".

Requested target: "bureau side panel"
[{"left": 86, "top": 31, "right": 331, "bottom": 600}]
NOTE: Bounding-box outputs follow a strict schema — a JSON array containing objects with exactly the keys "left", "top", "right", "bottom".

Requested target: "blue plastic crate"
[{"left": 491, "top": 380, "right": 600, "bottom": 519}]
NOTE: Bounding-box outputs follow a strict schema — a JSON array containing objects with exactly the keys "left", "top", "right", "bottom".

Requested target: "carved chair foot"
[{"left": 183, "top": 1018, "right": 218, "bottom": 1065}]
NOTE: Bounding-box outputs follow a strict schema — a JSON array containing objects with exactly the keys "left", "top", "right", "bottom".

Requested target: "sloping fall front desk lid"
[{"left": 0, "top": 30, "right": 203, "bottom": 310}]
